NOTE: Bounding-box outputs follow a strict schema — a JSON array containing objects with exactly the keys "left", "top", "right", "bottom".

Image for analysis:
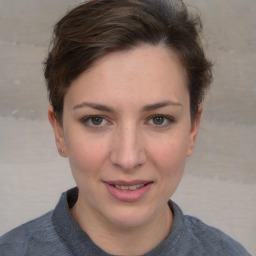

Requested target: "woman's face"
[{"left": 49, "top": 44, "right": 200, "bottom": 228}]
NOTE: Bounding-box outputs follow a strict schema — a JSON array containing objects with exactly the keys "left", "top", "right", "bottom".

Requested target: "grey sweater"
[{"left": 0, "top": 187, "right": 251, "bottom": 256}]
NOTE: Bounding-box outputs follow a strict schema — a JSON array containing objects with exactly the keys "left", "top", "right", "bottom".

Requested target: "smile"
[
  {"left": 114, "top": 184, "right": 145, "bottom": 190},
  {"left": 104, "top": 180, "right": 153, "bottom": 202}
]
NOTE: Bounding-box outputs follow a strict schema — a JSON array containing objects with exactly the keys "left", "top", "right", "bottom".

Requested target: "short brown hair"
[{"left": 44, "top": 0, "right": 212, "bottom": 122}]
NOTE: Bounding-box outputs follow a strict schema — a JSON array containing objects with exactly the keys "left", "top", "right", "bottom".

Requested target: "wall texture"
[{"left": 0, "top": 0, "right": 255, "bottom": 254}]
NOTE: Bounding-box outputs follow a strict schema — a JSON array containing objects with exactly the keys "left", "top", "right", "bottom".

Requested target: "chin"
[{"left": 104, "top": 205, "right": 156, "bottom": 229}]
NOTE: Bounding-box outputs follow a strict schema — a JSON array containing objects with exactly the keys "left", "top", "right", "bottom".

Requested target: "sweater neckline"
[{"left": 52, "top": 187, "right": 184, "bottom": 256}]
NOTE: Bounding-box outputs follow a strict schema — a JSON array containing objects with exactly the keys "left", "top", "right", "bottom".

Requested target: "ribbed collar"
[{"left": 52, "top": 187, "right": 184, "bottom": 256}]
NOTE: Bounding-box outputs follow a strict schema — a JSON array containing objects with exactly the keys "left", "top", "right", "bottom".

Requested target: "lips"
[
  {"left": 104, "top": 180, "right": 153, "bottom": 202},
  {"left": 114, "top": 184, "right": 145, "bottom": 190}
]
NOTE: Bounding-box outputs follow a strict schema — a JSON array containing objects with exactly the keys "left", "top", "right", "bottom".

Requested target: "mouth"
[
  {"left": 104, "top": 180, "right": 153, "bottom": 201},
  {"left": 114, "top": 184, "right": 146, "bottom": 191},
  {"left": 106, "top": 180, "right": 152, "bottom": 190}
]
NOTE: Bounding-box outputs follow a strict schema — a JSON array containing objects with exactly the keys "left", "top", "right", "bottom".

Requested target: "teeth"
[{"left": 115, "top": 184, "right": 145, "bottom": 190}]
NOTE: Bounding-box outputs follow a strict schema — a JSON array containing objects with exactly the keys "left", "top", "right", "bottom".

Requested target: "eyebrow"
[
  {"left": 141, "top": 101, "right": 182, "bottom": 112},
  {"left": 73, "top": 102, "right": 114, "bottom": 112},
  {"left": 73, "top": 100, "right": 182, "bottom": 112}
]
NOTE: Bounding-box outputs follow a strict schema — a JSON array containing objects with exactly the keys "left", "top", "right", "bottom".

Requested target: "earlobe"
[
  {"left": 187, "top": 104, "right": 202, "bottom": 157},
  {"left": 48, "top": 106, "right": 67, "bottom": 157}
]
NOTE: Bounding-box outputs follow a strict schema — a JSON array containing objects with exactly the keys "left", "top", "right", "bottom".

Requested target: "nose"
[{"left": 110, "top": 124, "right": 146, "bottom": 171}]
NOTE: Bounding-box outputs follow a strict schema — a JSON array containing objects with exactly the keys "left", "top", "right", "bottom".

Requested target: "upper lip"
[{"left": 104, "top": 180, "right": 152, "bottom": 186}]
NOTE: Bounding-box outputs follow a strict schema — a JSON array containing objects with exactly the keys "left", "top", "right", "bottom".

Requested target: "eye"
[
  {"left": 148, "top": 115, "right": 174, "bottom": 127},
  {"left": 90, "top": 116, "right": 104, "bottom": 125},
  {"left": 152, "top": 116, "right": 165, "bottom": 125},
  {"left": 81, "top": 115, "right": 109, "bottom": 128}
]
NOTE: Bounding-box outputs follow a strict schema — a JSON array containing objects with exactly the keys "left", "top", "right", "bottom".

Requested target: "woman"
[{"left": 0, "top": 0, "right": 251, "bottom": 255}]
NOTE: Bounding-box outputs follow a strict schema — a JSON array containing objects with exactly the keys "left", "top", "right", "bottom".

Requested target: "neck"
[{"left": 71, "top": 196, "right": 173, "bottom": 255}]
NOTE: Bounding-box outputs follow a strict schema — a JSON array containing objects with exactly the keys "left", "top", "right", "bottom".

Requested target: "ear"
[
  {"left": 48, "top": 106, "right": 68, "bottom": 157},
  {"left": 187, "top": 104, "right": 202, "bottom": 157}
]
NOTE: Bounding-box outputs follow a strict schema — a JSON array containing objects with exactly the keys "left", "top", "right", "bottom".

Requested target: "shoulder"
[
  {"left": 183, "top": 215, "right": 251, "bottom": 255},
  {"left": 0, "top": 211, "right": 65, "bottom": 256}
]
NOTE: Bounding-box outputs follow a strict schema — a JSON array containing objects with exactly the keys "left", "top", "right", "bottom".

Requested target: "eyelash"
[
  {"left": 80, "top": 114, "right": 174, "bottom": 130},
  {"left": 147, "top": 114, "right": 174, "bottom": 128},
  {"left": 80, "top": 115, "right": 110, "bottom": 129}
]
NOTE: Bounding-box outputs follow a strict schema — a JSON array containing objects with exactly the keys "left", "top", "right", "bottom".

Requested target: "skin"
[{"left": 48, "top": 44, "right": 202, "bottom": 255}]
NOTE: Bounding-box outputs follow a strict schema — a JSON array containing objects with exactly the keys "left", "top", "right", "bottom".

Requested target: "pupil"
[
  {"left": 153, "top": 116, "right": 164, "bottom": 125},
  {"left": 92, "top": 117, "right": 102, "bottom": 125}
]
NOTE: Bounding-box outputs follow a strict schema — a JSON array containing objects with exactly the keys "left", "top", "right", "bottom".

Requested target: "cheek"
[
  {"left": 154, "top": 137, "right": 189, "bottom": 196},
  {"left": 152, "top": 135, "right": 189, "bottom": 163},
  {"left": 148, "top": 132, "right": 190, "bottom": 179},
  {"left": 65, "top": 132, "right": 109, "bottom": 178}
]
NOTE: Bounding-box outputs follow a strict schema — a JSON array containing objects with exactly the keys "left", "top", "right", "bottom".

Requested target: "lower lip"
[{"left": 104, "top": 183, "right": 152, "bottom": 202}]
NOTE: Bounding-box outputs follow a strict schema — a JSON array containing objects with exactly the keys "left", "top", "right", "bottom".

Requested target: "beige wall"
[{"left": 0, "top": 0, "right": 255, "bottom": 254}]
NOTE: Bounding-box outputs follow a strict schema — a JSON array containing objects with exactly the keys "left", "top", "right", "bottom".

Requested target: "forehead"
[
  {"left": 65, "top": 44, "right": 189, "bottom": 108},
  {"left": 89, "top": 44, "right": 186, "bottom": 81}
]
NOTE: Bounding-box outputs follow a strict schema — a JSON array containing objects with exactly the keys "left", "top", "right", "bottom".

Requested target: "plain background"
[{"left": 0, "top": 0, "right": 255, "bottom": 254}]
